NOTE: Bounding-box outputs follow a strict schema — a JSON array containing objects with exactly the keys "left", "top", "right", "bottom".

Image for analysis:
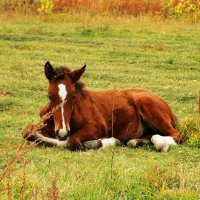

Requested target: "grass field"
[{"left": 0, "top": 15, "right": 200, "bottom": 199}]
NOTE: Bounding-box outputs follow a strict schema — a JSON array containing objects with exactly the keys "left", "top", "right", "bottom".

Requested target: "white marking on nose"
[{"left": 58, "top": 84, "right": 68, "bottom": 138}]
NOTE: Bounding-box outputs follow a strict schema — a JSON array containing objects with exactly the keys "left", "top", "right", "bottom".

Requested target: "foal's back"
[{"left": 74, "top": 88, "right": 181, "bottom": 143}]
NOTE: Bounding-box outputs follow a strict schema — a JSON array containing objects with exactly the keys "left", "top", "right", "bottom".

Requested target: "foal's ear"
[
  {"left": 45, "top": 61, "right": 56, "bottom": 81},
  {"left": 68, "top": 65, "right": 86, "bottom": 83}
]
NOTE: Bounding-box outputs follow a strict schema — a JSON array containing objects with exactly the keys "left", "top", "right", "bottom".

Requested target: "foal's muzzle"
[{"left": 55, "top": 129, "right": 69, "bottom": 141}]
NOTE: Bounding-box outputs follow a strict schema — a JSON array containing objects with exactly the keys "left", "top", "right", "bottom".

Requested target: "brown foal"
[{"left": 22, "top": 62, "right": 185, "bottom": 152}]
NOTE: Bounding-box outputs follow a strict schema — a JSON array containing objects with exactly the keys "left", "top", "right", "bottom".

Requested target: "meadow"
[{"left": 0, "top": 14, "right": 200, "bottom": 199}]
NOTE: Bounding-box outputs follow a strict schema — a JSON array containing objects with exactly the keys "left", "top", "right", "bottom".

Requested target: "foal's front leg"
[
  {"left": 66, "top": 126, "right": 103, "bottom": 150},
  {"left": 35, "top": 132, "right": 101, "bottom": 149},
  {"left": 35, "top": 132, "right": 120, "bottom": 151},
  {"left": 66, "top": 126, "right": 121, "bottom": 150},
  {"left": 34, "top": 125, "right": 121, "bottom": 150},
  {"left": 35, "top": 132, "right": 67, "bottom": 147}
]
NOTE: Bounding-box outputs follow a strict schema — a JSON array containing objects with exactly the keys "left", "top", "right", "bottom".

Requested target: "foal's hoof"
[
  {"left": 154, "top": 142, "right": 169, "bottom": 153},
  {"left": 100, "top": 137, "right": 121, "bottom": 148},
  {"left": 22, "top": 124, "right": 38, "bottom": 141},
  {"left": 151, "top": 135, "right": 175, "bottom": 152},
  {"left": 83, "top": 140, "right": 102, "bottom": 149},
  {"left": 127, "top": 139, "right": 138, "bottom": 148},
  {"left": 127, "top": 139, "right": 151, "bottom": 148}
]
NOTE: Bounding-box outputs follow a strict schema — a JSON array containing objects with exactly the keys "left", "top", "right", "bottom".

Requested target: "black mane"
[
  {"left": 54, "top": 67, "right": 70, "bottom": 81},
  {"left": 53, "top": 67, "right": 85, "bottom": 92}
]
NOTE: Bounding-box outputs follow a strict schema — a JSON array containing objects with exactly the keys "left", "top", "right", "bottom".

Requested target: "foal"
[{"left": 23, "top": 62, "right": 185, "bottom": 152}]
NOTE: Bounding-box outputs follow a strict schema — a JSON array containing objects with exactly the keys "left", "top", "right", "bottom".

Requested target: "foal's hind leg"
[
  {"left": 149, "top": 121, "right": 184, "bottom": 152},
  {"left": 133, "top": 95, "right": 185, "bottom": 144},
  {"left": 142, "top": 115, "right": 184, "bottom": 152},
  {"left": 143, "top": 113, "right": 184, "bottom": 144},
  {"left": 132, "top": 95, "right": 185, "bottom": 152}
]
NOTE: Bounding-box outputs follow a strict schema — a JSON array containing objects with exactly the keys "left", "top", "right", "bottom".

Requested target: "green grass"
[{"left": 0, "top": 15, "right": 199, "bottom": 199}]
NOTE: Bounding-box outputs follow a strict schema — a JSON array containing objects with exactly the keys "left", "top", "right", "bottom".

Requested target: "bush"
[
  {"left": 0, "top": 0, "right": 37, "bottom": 14},
  {"left": 0, "top": 0, "right": 200, "bottom": 20},
  {"left": 37, "top": 0, "right": 54, "bottom": 15},
  {"left": 53, "top": 0, "right": 163, "bottom": 16},
  {"left": 162, "top": 0, "right": 200, "bottom": 20}
]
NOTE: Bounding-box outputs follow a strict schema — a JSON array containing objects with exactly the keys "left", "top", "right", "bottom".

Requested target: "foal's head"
[{"left": 44, "top": 61, "right": 86, "bottom": 140}]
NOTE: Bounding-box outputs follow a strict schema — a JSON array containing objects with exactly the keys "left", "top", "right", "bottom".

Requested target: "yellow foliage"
[{"left": 38, "top": 0, "right": 54, "bottom": 15}]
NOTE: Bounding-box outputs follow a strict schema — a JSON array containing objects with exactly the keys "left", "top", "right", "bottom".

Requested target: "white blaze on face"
[
  {"left": 58, "top": 84, "right": 67, "bottom": 101},
  {"left": 58, "top": 84, "right": 68, "bottom": 138}
]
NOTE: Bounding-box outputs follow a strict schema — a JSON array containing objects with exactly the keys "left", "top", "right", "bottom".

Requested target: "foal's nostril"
[
  {"left": 67, "top": 130, "right": 71, "bottom": 136},
  {"left": 59, "top": 135, "right": 68, "bottom": 141}
]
